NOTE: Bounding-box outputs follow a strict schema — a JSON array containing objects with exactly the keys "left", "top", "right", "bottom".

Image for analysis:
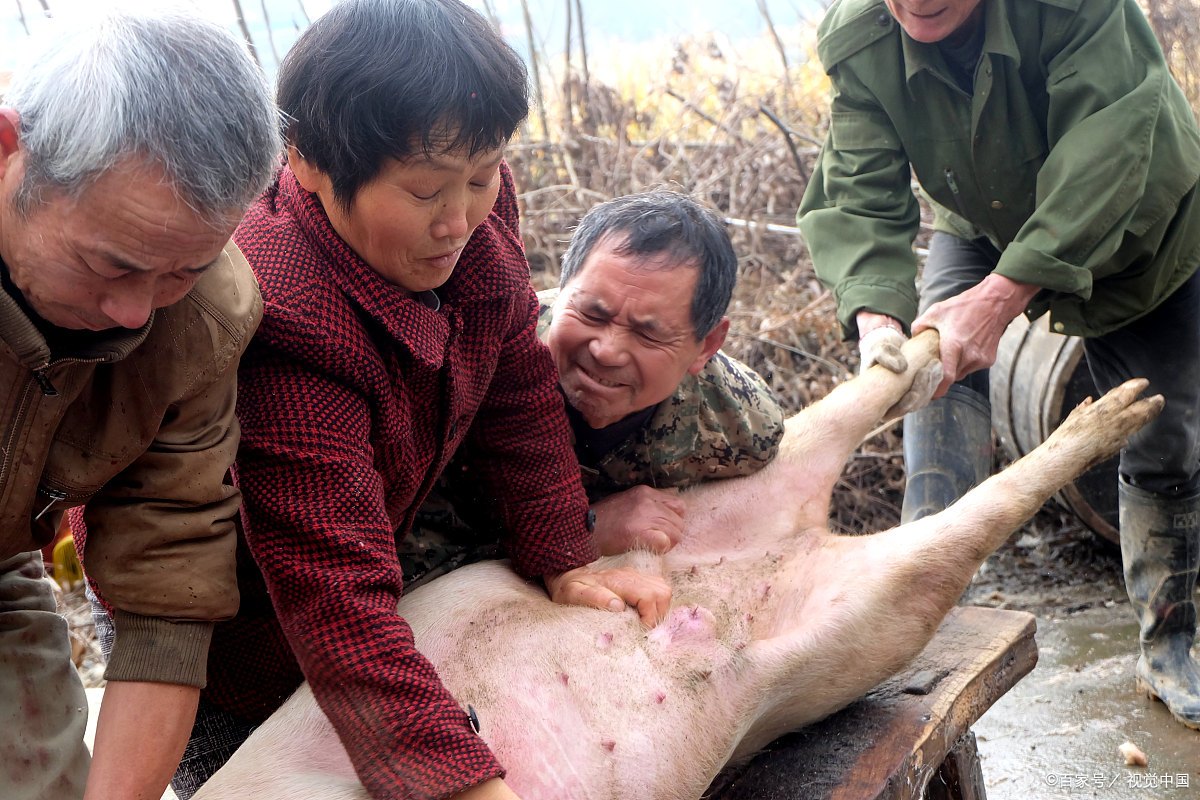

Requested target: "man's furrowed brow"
[
  {"left": 96, "top": 249, "right": 153, "bottom": 273},
  {"left": 99, "top": 248, "right": 219, "bottom": 275},
  {"left": 575, "top": 295, "right": 613, "bottom": 316}
]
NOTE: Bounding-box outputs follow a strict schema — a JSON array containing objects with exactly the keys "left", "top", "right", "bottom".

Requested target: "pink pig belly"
[{"left": 402, "top": 553, "right": 777, "bottom": 799}]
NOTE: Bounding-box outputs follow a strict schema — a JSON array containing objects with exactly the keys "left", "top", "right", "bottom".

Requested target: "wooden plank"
[{"left": 706, "top": 606, "right": 1037, "bottom": 800}]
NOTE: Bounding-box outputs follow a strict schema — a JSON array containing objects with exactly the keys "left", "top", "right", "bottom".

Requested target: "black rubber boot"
[
  {"left": 1119, "top": 479, "right": 1200, "bottom": 729},
  {"left": 900, "top": 384, "right": 993, "bottom": 524}
]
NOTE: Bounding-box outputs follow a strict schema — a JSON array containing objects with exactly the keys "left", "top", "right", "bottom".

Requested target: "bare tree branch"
[
  {"left": 518, "top": 0, "right": 551, "bottom": 140},
  {"left": 757, "top": 0, "right": 794, "bottom": 106},
  {"left": 259, "top": 0, "right": 281, "bottom": 67},
  {"left": 230, "top": 0, "right": 261, "bottom": 67},
  {"left": 665, "top": 88, "right": 750, "bottom": 143},
  {"left": 15, "top": 0, "right": 29, "bottom": 35},
  {"left": 573, "top": 0, "right": 590, "bottom": 89},
  {"left": 562, "top": 0, "right": 573, "bottom": 134},
  {"left": 759, "top": 102, "right": 808, "bottom": 182}
]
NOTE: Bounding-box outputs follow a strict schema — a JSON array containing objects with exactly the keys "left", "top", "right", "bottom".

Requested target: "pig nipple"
[{"left": 648, "top": 604, "right": 718, "bottom": 650}]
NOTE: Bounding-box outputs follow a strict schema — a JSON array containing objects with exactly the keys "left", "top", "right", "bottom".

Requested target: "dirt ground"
[{"left": 963, "top": 508, "right": 1200, "bottom": 799}]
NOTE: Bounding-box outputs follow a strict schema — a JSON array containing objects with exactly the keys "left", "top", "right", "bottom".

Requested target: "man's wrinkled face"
[
  {"left": 884, "top": 0, "right": 984, "bottom": 43},
  {"left": 0, "top": 118, "right": 236, "bottom": 331},
  {"left": 546, "top": 236, "right": 728, "bottom": 429}
]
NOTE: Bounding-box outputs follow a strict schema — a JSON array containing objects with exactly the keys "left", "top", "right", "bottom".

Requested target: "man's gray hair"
[
  {"left": 5, "top": 8, "right": 280, "bottom": 221},
  {"left": 560, "top": 191, "right": 738, "bottom": 339}
]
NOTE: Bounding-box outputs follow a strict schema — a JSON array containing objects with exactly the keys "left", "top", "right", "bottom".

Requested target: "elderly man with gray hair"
[{"left": 0, "top": 9, "right": 278, "bottom": 800}]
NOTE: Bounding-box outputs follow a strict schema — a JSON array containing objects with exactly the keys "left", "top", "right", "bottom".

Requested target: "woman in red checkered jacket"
[{"left": 170, "top": 1, "right": 670, "bottom": 798}]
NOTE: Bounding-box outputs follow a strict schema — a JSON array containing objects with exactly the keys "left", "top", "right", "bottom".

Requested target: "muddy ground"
[{"left": 963, "top": 508, "right": 1200, "bottom": 799}]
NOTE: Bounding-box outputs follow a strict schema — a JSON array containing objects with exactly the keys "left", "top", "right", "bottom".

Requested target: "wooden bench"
[{"left": 706, "top": 606, "right": 1037, "bottom": 800}]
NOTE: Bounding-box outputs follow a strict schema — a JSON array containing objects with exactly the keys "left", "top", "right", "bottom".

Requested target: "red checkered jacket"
[{"left": 203, "top": 162, "right": 596, "bottom": 799}]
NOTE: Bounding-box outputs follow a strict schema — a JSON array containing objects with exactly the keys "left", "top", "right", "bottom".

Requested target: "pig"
[{"left": 192, "top": 331, "right": 1162, "bottom": 800}]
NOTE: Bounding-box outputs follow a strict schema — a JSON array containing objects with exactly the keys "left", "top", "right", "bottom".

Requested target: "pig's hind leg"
[
  {"left": 857, "top": 378, "right": 1164, "bottom": 658},
  {"left": 772, "top": 331, "right": 944, "bottom": 526},
  {"left": 908, "top": 378, "right": 1164, "bottom": 578},
  {"left": 824, "top": 379, "right": 1166, "bottom": 688}
]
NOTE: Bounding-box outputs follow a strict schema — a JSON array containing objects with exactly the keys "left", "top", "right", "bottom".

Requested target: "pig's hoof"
[{"left": 1055, "top": 378, "right": 1163, "bottom": 457}]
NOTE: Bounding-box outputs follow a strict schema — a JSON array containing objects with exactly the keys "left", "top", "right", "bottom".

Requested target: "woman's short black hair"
[{"left": 278, "top": 0, "right": 529, "bottom": 210}]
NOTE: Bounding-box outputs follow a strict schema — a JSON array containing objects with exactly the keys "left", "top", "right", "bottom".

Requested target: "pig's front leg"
[
  {"left": 674, "top": 331, "right": 943, "bottom": 559},
  {"left": 768, "top": 330, "right": 943, "bottom": 530}
]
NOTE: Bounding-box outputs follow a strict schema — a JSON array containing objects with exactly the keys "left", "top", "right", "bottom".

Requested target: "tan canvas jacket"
[{"left": 0, "top": 242, "right": 261, "bottom": 687}]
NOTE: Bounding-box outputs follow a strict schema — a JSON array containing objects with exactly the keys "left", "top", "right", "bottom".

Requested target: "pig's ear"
[{"left": 688, "top": 317, "right": 729, "bottom": 375}]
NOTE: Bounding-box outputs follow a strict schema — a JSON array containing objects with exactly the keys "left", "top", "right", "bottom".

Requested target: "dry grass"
[
  {"left": 50, "top": 579, "right": 107, "bottom": 687},
  {"left": 1144, "top": 0, "right": 1200, "bottom": 108}
]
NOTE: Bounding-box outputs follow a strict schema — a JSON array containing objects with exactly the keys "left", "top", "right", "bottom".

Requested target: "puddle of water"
[{"left": 973, "top": 607, "right": 1200, "bottom": 799}]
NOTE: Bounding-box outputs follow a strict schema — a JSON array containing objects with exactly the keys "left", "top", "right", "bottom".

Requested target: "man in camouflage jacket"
[
  {"left": 534, "top": 289, "right": 782, "bottom": 503},
  {"left": 410, "top": 191, "right": 784, "bottom": 575}
]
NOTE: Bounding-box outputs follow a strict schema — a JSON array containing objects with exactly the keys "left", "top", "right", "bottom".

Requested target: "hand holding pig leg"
[
  {"left": 677, "top": 330, "right": 945, "bottom": 551},
  {"left": 753, "top": 330, "right": 943, "bottom": 533}
]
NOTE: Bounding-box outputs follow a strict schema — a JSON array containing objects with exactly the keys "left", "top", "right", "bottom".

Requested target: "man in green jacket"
[
  {"left": 0, "top": 10, "right": 278, "bottom": 799},
  {"left": 798, "top": 0, "right": 1200, "bottom": 728}
]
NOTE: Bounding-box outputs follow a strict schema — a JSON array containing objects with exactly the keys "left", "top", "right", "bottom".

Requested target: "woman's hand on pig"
[
  {"left": 450, "top": 778, "right": 523, "bottom": 800},
  {"left": 591, "top": 485, "right": 686, "bottom": 555},
  {"left": 544, "top": 564, "right": 672, "bottom": 627}
]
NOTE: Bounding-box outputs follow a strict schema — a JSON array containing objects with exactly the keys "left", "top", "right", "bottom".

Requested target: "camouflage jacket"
[{"left": 536, "top": 288, "right": 786, "bottom": 499}]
